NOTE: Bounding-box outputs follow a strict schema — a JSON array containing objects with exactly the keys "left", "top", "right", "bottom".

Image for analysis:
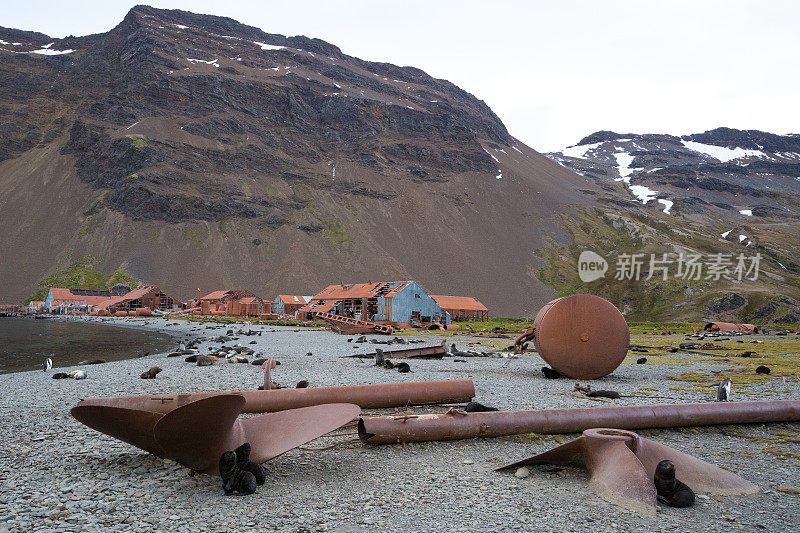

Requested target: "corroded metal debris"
[{"left": 497, "top": 428, "right": 758, "bottom": 515}]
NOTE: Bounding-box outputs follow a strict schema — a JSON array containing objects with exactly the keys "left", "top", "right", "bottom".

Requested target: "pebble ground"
[{"left": 1, "top": 316, "right": 798, "bottom": 532}]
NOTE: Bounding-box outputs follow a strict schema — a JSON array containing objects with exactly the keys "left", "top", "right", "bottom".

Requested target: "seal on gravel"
[
  {"left": 234, "top": 443, "right": 266, "bottom": 485},
  {"left": 140, "top": 366, "right": 162, "bottom": 379},
  {"left": 219, "top": 451, "right": 256, "bottom": 495},
  {"left": 654, "top": 460, "right": 695, "bottom": 507}
]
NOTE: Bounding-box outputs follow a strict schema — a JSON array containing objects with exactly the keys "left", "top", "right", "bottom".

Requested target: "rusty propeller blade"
[
  {"left": 498, "top": 428, "right": 758, "bottom": 515},
  {"left": 71, "top": 394, "right": 361, "bottom": 475}
]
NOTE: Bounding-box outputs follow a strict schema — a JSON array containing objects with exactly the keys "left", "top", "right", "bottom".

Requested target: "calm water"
[{"left": 0, "top": 317, "right": 175, "bottom": 373}]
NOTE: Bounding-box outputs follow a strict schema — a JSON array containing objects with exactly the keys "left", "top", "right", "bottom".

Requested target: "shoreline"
[{"left": 0, "top": 324, "right": 798, "bottom": 531}]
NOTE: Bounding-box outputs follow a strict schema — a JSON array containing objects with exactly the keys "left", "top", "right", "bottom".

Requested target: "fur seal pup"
[
  {"left": 464, "top": 401, "right": 499, "bottom": 413},
  {"left": 374, "top": 348, "right": 385, "bottom": 366},
  {"left": 396, "top": 362, "right": 411, "bottom": 373},
  {"left": 196, "top": 355, "right": 214, "bottom": 367},
  {"left": 654, "top": 460, "right": 695, "bottom": 507},
  {"left": 218, "top": 451, "right": 257, "bottom": 495},
  {"left": 52, "top": 372, "right": 70, "bottom": 379},
  {"left": 636, "top": 357, "right": 647, "bottom": 364},
  {"left": 382, "top": 359, "right": 395, "bottom": 369},
  {"left": 42, "top": 357, "right": 53, "bottom": 372},
  {"left": 184, "top": 354, "right": 199, "bottom": 363},
  {"left": 755, "top": 365, "right": 771, "bottom": 374},
  {"left": 295, "top": 380, "right": 309, "bottom": 388},
  {"left": 140, "top": 366, "right": 162, "bottom": 379},
  {"left": 716, "top": 378, "right": 732, "bottom": 401},
  {"left": 541, "top": 367, "right": 563, "bottom": 379},
  {"left": 234, "top": 443, "right": 266, "bottom": 485}
]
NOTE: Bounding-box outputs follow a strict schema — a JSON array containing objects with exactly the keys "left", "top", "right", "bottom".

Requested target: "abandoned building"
[
  {"left": 197, "top": 289, "right": 269, "bottom": 316},
  {"left": 429, "top": 295, "right": 489, "bottom": 321},
  {"left": 296, "top": 281, "right": 451, "bottom": 324},
  {"left": 98, "top": 286, "right": 177, "bottom": 314},
  {"left": 272, "top": 295, "right": 312, "bottom": 317},
  {"left": 43, "top": 288, "right": 115, "bottom": 313}
]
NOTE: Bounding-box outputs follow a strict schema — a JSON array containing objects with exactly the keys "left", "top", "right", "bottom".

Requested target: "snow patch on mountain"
[{"left": 681, "top": 140, "right": 764, "bottom": 163}]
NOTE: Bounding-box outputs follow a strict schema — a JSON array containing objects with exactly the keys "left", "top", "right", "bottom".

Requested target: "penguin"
[
  {"left": 374, "top": 348, "right": 385, "bottom": 366},
  {"left": 218, "top": 451, "right": 257, "bottom": 495},
  {"left": 716, "top": 378, "right": 732, "bottom": 401},
  {"left": 654, "top": 460, "right": 695, "bottom": 507},
  {"left": 464, "top": 401, "right": 498, "bottom": 412},
  {"left": 179, "top": 342, "right": 186, "bottom": 352},
  {"left": 42, "top": 357, "right": 53, "bottom": 372}
]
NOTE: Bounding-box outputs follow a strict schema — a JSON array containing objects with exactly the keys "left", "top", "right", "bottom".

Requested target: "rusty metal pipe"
[
  {"left": 358, "top": 400, "right": 800, "bottom": 445},
  {"left": 77, "top": 379, "right": 476, "bottom": 415}
]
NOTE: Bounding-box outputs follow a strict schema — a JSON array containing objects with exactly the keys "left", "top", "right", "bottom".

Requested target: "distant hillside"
[{"left": 0, "top": 5, "right": 597, "bottom": 316}]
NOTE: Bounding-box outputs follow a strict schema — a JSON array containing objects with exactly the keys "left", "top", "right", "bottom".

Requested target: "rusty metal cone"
[
  {"left": 498, "top": 428, "right": 758, "bottom": 515},
  {"left": 72, "top": 394, "right": 360, "bottom": 475}
]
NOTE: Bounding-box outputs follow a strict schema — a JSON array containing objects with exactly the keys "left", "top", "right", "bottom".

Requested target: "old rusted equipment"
[
  {"left": 358, "top": 399, "right": 800, "bottom": 445},
  {"left": 76, "top": 379, "right": 475, "bottom": 415},
  {"left": 704, "top": 322, "right": 759, "bottom": 333},
  {"left": 315, "top": 311, "right": 394, "bottom": 335},
  {"left": 513, "top": 294, "right": 629, "bottom": 379},
  {"left": 497, "top": 428, "right": 758, "bottom": 515},
  {"left": 346, "top": 345, "right": 447, "bottom": 360},
  {"left": 72, "top": 394, "right": 360, "bottom": 475}
]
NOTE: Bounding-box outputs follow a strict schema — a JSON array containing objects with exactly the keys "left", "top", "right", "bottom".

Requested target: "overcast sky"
[{"left": 5, "top": 1, "right": 799, "bottom": 151}]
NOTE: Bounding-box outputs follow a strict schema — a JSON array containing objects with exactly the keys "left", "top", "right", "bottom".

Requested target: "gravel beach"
[{"left": 1, "top": 316, "right": 798, "bottom": 532}]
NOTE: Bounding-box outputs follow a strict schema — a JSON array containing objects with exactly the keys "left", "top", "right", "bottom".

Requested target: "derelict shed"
[
  {"left": 100, "top": 286, "right": 177, "bottom": 313},
  {"left": 273, "top": 295, "right": 312, "bottom": 317},
  {"left": 429, "top": 295, "right": 489, "bottom": 321},
  {"left": 299, "top": 281, "right": 451, "bottom": 324}
]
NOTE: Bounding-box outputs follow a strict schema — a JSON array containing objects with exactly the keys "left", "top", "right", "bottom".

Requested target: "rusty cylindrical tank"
[{"left": 533, "top": 294, "right": 629, "bottom": 379}]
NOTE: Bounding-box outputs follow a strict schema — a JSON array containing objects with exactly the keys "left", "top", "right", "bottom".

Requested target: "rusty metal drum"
[{"left": 533, "top": 294, "right": 629, "bottom": 379}]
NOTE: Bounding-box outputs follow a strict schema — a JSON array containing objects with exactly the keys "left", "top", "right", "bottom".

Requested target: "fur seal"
[
  {"left": 234, "top": 443, "right": 266, "bottom": 485},
  {"left": 464, "top": 401, "right": 499, "bottom": 412},
  {"left": 52, "top": 372, "right": 70, "bottom": 379},
  {"left": 295, "top": 380, "right": 309, "bottom": 388},
  {"left": 184, "top": 354, "right": 199, "bottom": 363},
  {"left": 218, "top": 451, "right": 256, "bottom": 495},
  {"left": 654, "top": 459, "right": 695, "bottom": 507},
  {"left": 382, "top": 359, "right": 395, "bottom": 369},
  {"left": 196, "top": 355, "right": 215, "bottom": 367},
  {"left": 755, "top": 365, "right": 771, "bottom": 374},
  {"left": 716, "top": 378, "right": 732, "bottom": 401},
  {"left": 636, "top": 357, "right": 647, "bottom": 364},
  {"left": 541, "top": 366, "right": 563, "bottom": 379},
  {"left": 69, "top": 370, "right": 87, "bottom": 380},
  {"left": 396, "top": 362, "right": 411, "bottom": 373},
  {"left": 78, "top": 359, "right": 105, "bottom": 366},
  {"left": 140, "top": 366, "right": 162, "bottom": 379},
  {"left": 374, "top": 348, "right": 385, "bottom": 366}
]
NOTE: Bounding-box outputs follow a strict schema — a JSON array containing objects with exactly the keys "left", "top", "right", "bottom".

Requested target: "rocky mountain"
[
  {"left": 541, "top": 128, "right": 800, "bottom": 323},
  {"left": 0, "top": 5, "right": 598, "bottom": 316}
]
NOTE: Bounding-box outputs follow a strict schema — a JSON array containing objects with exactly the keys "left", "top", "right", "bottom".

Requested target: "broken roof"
[
  {"left": 311, "top": 281, "right": 412, "bottom": 301},
  {"left": 429, "top": 295, "right": 488, "bottom": 312},
  {"left": 98, "top": 286, "right": 157, "bottom": 309},
  {"left": 277, "top": 295, "right": 311, "bottom": 305}
]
